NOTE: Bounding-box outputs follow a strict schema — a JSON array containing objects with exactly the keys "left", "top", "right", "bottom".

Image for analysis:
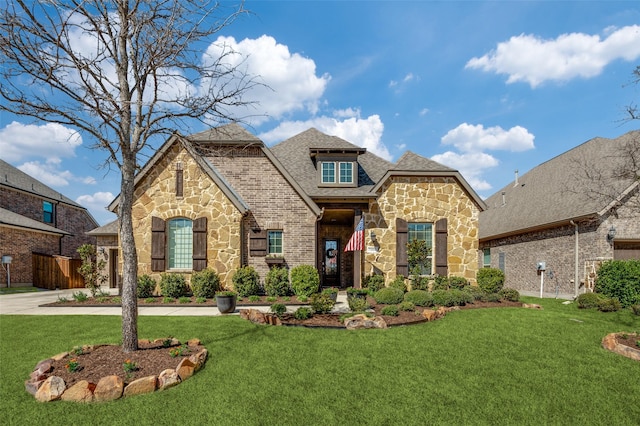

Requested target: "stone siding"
[
  {"left": 131, "top": 143, "right": 243, "bottom": 289},
  {"left": 0, "top": 226, "right": 60, "bottom": 286},
  {"left": 366, "top": 176, "right": 481, "bottom": 285}
]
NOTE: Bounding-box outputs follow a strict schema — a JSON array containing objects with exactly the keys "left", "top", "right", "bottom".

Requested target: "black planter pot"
[{"left": 216, "top": 295, "right": 237, "bottom": 314}]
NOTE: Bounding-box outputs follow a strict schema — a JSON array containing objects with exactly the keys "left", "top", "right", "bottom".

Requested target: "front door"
[{"left": 322, "top": 239, "right": 340, "bottom": 287}]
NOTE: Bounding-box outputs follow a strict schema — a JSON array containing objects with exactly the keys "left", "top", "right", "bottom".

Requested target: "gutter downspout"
[{"left": 570, "top": 220, "right": 579, "bottom": 298}]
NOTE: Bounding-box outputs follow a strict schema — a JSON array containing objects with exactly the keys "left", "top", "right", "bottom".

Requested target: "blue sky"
[{"left": 1, "top": 1, "right": 639, "bottom": 225}]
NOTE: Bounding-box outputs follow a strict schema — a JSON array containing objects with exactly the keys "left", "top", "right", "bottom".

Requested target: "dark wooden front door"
[{"left": 322, "top": 239, "right": 340, "bottom": 287}]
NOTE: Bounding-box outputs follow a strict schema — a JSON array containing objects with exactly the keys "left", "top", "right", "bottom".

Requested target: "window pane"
[
  {"left": 268, "top": 230, "right": 283, "bottom": 255},
  {"left": 339, "top": 162, "right": 353, "bottom": 183},
  {"left": 321, "top": 162, "right": 335, "bottom": 183},
  {"left": 483, "top": 248, "right": 491, "bottom": 267},
  {"left": 168, "top": 218, "right": 192, "bottom": 269},
  {"left": 408, "top": 223, "right": 433, "bottom": 274},
  {"left": 43, "top": 201, "right": 53, "bottom": 223}
]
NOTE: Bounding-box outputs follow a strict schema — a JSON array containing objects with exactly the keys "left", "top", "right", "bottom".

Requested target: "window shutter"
[
  {"left": 249, "top": 229, "right": 267, "bottom": 257},
  {"left": 435, "top": 218, "right": 448, "bottom": 276},
  {"left": 176, "top": 169, "right": 183, "bottom": 197},
  {"left": 151, "top": 216, "right": 165, "bottom": 272},
  {"left": 396, "top": 218, "right": 408, "bottom": 277},
  {"left": 192, "top": 217, "right": 207, "bottom": 271}
]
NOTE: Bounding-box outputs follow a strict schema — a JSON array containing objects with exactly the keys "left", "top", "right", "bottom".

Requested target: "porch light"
[
  {"left": 370, "top": 231, "right": 377, "bottom": 242},
  {"left": 606, "top": 226, "right": 616, "bottom": 243}
]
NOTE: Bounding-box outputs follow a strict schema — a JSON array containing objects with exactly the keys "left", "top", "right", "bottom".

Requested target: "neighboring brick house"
[
  {"left": 0, "top": 159, "right": 98, "bottom": 286},
  {"left": 108, "top": 123, "right": 485, "bottom": 290},
  {"left": 86, "top": 219, "right": 119, "bottom": 289},
  {"left": 479, "top": 130, "right": 640, "bottom": 297}
]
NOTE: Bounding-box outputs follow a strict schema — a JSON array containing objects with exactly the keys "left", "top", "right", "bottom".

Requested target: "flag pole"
[{"left": 354, "top": 212, "right": 362, "bottom": 289}]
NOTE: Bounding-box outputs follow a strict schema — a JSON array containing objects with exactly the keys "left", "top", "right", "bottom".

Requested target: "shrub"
[
  {"left": 264, "top": 266, "right": 290, "bottom": 296},
  {"left": 499, "top": 288, "right": 520, "bottom": 302},
  {"left": 363, "top": 274, "right": 385, "bottom": 293},
  {"left": 196, "top": 297, "right": 206, "bottom": 304},
  {"left": 594, "top": 260, "right": 640, "bottom": 307},
  {"left": 270, "top": 303, "right": 287, "bottom": 316},
  {"left": 310, "top": 293, "right": 336, "bottom": 314},
  {"left": 432, "top": 289, "right": 456, "bottom": 307},
  {"left": 448, "top": 276, "right": 469, "bottom": 290},
  {"left": 431, "top": 275, "right": 449, "bottom": 291},
  {"left": 477, "top": 268, "right": 505, "bottom": 294},
  {"left": 389, "top": 275, "right": 407, "bottom": 292},
  {"left": 381, "top": 305, "right": 399, "bottom": 316},
  {"left": 374, "top": 287, "right": 404, "bottom": 304},
  {"left": 248, "top": 295, "right": 261, "bottom": 302},
  {"left": 348, "top": 296, "right": 370, "bottom": 313},
  {"left": 450, "top": 289, "right": 472, "bottom": 306},
  {"left": 576, "top": 292, "right": 605, "bottom": 309},
  {"left": 632, "top": 304, "right": 640, "bottom": 316},
  {"left": 290, "top": 265, "right": 320, "bottom": 297},
  {"left": 597, "top": 297, "right": 622, "bottom": 312},
  {"left": 294, "top": 307, "right": 313, "bottom": 320},
  {"left": 159, "top": 273, "right": 189, "bottom": 298},
  {"left": 137, "top": 275, "right": 156, "bottom": 298},
  {"left": 72, "top": 291, "right": 88, "bottom": 302},
  {"left": 464, "top": 286, "right": 484, "bottom": 301},
  {"left": 178, "top": 296, "right": 191, "bottom": 304},
  {"left": 266, "top": 296, "right": 277, "bottom": 302},
  {"left": 485, "top": 292, "right": 501, "bottom": 303},
  {"left": 190, "top": 268, "right": 221, "bottom": 298},
  {"left": 410, "top": 273, "right": 430, "bottom": 291},
  {"left": 162, "top": 296, "right": 174, "bottom": 304},
  {"left": 398, "top": 301, "right": 415, "bottom": 312},
  {"left": 232, "top": 266, "right": 260, "bottom": 297},
  {"left": 403, "top": 290, "right": 434, "bottom": 307}
]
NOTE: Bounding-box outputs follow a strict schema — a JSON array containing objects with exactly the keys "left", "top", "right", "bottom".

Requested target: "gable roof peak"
[
  {"left": 393, "top": 150, "right": 455, "bottom": 172},
  {"left": 187, "top": 122, "right": 261, "bottom": 144}
]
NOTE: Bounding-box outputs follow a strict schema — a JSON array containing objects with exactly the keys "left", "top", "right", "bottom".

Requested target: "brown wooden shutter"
[
  {"left": 151, "top": 216, "right": 165, "bottom": 272},
  {"left": 396, "top": 218, "right": 408, "bottom": 277},
  {"left": 249, "top": 229, "right": 268, "bottom": 257},
  {"left": 192, "top": 217, "right": 207, "bottom": 271},
  {"left": 176, "top": 169, "right": 183, "bottom": 197},
  {"left": 435, "top": 218, "right": 448, "bottom": 276}
]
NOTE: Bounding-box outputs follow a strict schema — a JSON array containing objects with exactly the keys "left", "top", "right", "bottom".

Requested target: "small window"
[
  {"left": 321, "top": 162, "right": 335, "bottom": 183},
  {"left": 339, "top": 162, "right": 353, "bottom": 183},
  {"left": 43, "top": 201, "right": 53, "bottom": 223},
  {"left": 267, "top": 230, "right": 283, "bottom": 255},
  {"left": 168, "top": 218, "right": 192, "bottom": 269},
  {"left": 408, "top": 223, "right": 433, "bottom": 275},
  {"left": 483, "top": 248, "right": 491, "bottom": 268}
]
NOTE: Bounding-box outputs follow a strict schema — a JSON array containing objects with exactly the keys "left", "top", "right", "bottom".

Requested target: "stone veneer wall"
[
  {"left": 366, "top": 176, "right": 481, "bottom": 285},
  {"left": 131, "top": 143, "right": 243, "bottom": 289}
]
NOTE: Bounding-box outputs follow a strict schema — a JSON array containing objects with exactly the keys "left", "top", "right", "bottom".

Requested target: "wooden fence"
[{"left": 32, "top": 253, "right": 85, "bottom": 290}]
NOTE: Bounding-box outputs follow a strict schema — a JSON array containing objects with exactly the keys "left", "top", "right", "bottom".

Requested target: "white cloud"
[
  {"left": 441, "top": 123, "right": 535, "bottom": 153},
  {"left": 389, "top": 72, "right": 418, "bottom": 92},
  {"left": 419, "top": 108, "right": 430, "bottom": 116},
  {"left": 16, "top": 159, "right": 96, "bottom": 188},
  {"left": 76, "top": 191, "right": 115, "bottom": 211},
  {"left": 260, "top": 113, "right": 392, "bottom": 160},
  {"left": 466, "top": 25, "right": 640, "bottom": 87},
  {"left": 431, "top": 151, "right": 498, "bottom": 191},
  {"left": 0, "top": 122, "right": 82, "bottom": 162},
  {"left": 205, "top": 35, "right": 330, "bottom": 124}
]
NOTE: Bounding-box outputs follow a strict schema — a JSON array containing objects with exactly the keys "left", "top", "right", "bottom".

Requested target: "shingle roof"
[
  {"left": 394, "top": 151, "right": 455, "bottom": 172},
  {"left": 480, "top": 130, "right": 640, "bottom": 240},
  {"left": 0, "top": 207, "right": 70, "bottom": 235},
  {"left": 187, "top": 123, "right": 261, "bottom": 144},
  {"left": 86, "top": 219, "right": 118, "bottom": 236},
  {"left": 0, "top": 159, "right": 81, "bottom": 207}
]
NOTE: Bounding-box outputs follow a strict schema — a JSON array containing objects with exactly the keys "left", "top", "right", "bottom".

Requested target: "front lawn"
[{"left": 1, "top": 297, "right": 638, "bottom": 425}]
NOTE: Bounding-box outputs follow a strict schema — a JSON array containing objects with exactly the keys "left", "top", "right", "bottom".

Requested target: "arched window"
[{"left": 168, "top": 218, "right": 192, "bottom": 269}]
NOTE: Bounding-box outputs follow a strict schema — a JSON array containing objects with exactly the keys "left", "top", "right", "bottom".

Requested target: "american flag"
[{"left": 344, "top": 217, "right": 365, "bottom": 252}]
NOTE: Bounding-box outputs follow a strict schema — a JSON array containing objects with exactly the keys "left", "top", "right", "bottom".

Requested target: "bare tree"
[{"left": 1, "top": 0, "right": 258, "bottom": 352}]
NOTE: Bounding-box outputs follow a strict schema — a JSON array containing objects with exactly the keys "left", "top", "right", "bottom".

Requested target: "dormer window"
[
  {"left": 320, "top": 161, "right": 356, "bottom": 186},
  {"left": 339, "top": 162, "right": 353, "bottom": 184},
  {"left": 310, "top": 147, "right": 365, "bottom": 188},
  {"left": 321, "top": 162, "right": 336, "bottom": 184}
]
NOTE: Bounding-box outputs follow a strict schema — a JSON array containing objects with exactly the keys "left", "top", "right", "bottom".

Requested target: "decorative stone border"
[
  {"left": 25, "top": 339, "right": 208, "bottom": 402},
  {"left": 601, "top": 333, "right": 640, "bottom": 362}
]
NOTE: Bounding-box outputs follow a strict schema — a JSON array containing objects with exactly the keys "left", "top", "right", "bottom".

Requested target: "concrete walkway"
[{"left": 0, "top": 286, "right": 351, "bottom": 316}]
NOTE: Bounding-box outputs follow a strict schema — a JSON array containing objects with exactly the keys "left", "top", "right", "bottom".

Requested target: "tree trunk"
[{"left": 120, "top": 156, "right": 138, "bottom": 352}]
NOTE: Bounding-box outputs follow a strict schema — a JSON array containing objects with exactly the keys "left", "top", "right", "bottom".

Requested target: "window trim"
[
  {"left": 483, "top": 248, "right": 491, "bottom": 268},
  {"left": 43, "top": 201, "right": 54, "bottom": 224},
  {"left": 267, "top": 230, "right": 283, "bottom": 255},
  {"left": 318, "top": 160, "right": 357, "bottom": 187},
  {"left": 407, "top": 222, "right": 434, "bottom": 276}
]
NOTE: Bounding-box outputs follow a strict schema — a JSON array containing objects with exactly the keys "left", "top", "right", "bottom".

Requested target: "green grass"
[
  {"left": 0, "top": 287, "right": 41, "bottom": 295},
  {"left": 1, "top": 297, "right": 639, "bottom": 425}
]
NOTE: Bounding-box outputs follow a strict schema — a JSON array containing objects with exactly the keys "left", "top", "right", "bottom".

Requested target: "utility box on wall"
[{"left": 536, "top": 262, "right": 546, "bottom": 271}]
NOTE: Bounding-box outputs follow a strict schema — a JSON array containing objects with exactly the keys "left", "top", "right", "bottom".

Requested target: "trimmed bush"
[
  {"left": 464, "top": 286, "right": 484, "bottom": 301},
  {"left": 631, "top": 304, "right": 640, "bottom": 316},
  {"left": 398, "top": 301, "right": 415, "bottom": 312},
  {"left": 485, "top": 292, "right": 501, "bottom": 303},
  {"left": 159, "top": 273, "right": 189, "bottom": 298},
  {"left": 348, "top": 296, "right": 370, "bottom": 313},
  {"left": 450, "top": 289, "right": 472, "bottom": 306},
  {"left": 389, "top": 275, "right": 407, "bottom": 292},
  {"left": 499, "top": 288, "right": 520, "bottom": 302},
  {"left": 232, "top": 266, "right": 260, "bottom": 297},
  {"left": 431, "top": 275, "right": 449, "bottom": 291},
  {"left": 381, "top": 305, "right": 399, "bottom": 316},
  {"left": 374, "top": 287, "right": 405, "bottom": 304},
  {"left": 594, "top": 260, "right": 640, "bottom": 307},
  {"left": 448, "top": 276, "right": 469, "bottom": 290},
  {"left": 409, "top": 271, "right": 430, "bottom": 291},
  {"left": 310, "top": 292, "right": 335, "bottom": 314},
  {"left": 432, "top": 289, "right": 455, "bottom": 307},
  {"left": 290, "top": 265, "right": 320, "bottom": 297},
  {"left": 270, "top": 303, "right": 287, "bottom": 316},
  {"left": 403, "top": 290, "right": 434, "bottom": 307},
  {"left": 137, "top": 274, "right": 156, "bottom": 298},
  {"left": 363, "top": 274, "right": 385, "bottom": 293},
  {"left": 597, "top": 297, "right": 622, "bottom": 312},
  {"left": 265, "top": 266, "right": 290, "bottom": 296},
  {"left": 294, "top": 307, "right": 313, "bottom": 320},
  {"left": 477, "top": 268, "right": 505, "bottom": 294},
  {"left": 576, "top": 292, "right": 605, "bottom": 309},
  {"left": 190, "top": 268, "right": 221, "bottom": 298}
]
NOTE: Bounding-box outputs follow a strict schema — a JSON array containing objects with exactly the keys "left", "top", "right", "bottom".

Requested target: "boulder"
[
  {"left": 422, "top": 309, "right": 437, "bottom": 321},
  {"left": 158, "top": 369, "right": 181, "bottom": 390},
  {"left": 522, "top": 303, "right": 543, "bottom": 310},
  {"left": 25, "top": 379, "right": 45, "bottom": 396},
  {"left": 240, "top": 309, "right": 281, "bottom": 325},
  {"left": 51, "top": 352, "right": 68, "bottom": 362},
  {"left": 344, "top": 314, "right": 387, "bottom": 330},
  {"left": 61, "top": 380, "right": 95, "bottom": 403},
  {"left": 33, "top": 359, "right": 53, "bottom": 375},
  {"left": 187, "top": 338, "right": 201, "bottom": 346},
  {"left": 189, "top": 349, "right": 208, "bottom": 372},
  {"left": 123, "top": 376, "right": 157, "bottom": 397},
  {"left": 94, "top": 375, "right": 124, "bottom": 402},
  {"left": 35, "top": 376, "right": 66, "bottom": 402},
  {"left": 176, "top": 358, "right": 196, "bottom": 381}
]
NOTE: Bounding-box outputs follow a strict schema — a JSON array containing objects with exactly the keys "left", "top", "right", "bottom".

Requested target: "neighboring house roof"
[
  {"left": 0, "top": 207, "right": 70, "bottom": 235},
  {"left": 0, "top": 158, "right": 83, "bottom": 208},
  {"left": 480, "top": 130, "right": 640, "bottom": 240},
  {"left": 86, "top": 219, "right": 118, "bottom": 236}
]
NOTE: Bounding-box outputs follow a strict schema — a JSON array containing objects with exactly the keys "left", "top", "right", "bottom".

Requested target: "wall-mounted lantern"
[{"left": 606, "top": 226, "right": 616, "bottom": 244}]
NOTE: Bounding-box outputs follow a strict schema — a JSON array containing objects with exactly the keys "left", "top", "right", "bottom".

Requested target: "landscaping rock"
[
  {"left": 34, "top": 359, "right": 53, "bottom": 375},
  {"left": 522, "top": 303, "right": 543, "bottom": 310},
  {"left": 158, "top": 369, "right": 181, "bottom": 390},
  {"left": 422, "top": 309, "right": 437, "bottom": 321},
  {"left": 51, "top": 352, "right": 68, "bottom": 362},
  {"left": 602, "top": 333, "right": 640, "bottom": 362},
  {"left": 25, "top": 379, "right": 45, "bottom": 396},
  {"left": 187, "top": 338, "right": 201, "bottom": 346},
  {"left": 176, "top": 358, "right": 196, "bottom": 381},
  {"left": 94, "top": 375, "right": 124, "bottom": 402},
  {"left": 344, "top": 314, "right": 387, "bottom": 330},
  {"left": 189, "top": 349, "right": 208, "bottom": 372},
  {"left": 61, "top": 380, "right": 95, "bottom": 402},
  {"left": 240, "top": 309, "right": 281, "bottom": 325},
  {"left": 123, "top": 376, "right": 157, "bottom": 397},
  {"left": 35, "top": 376, "right": 66, "bottom": 402}
]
